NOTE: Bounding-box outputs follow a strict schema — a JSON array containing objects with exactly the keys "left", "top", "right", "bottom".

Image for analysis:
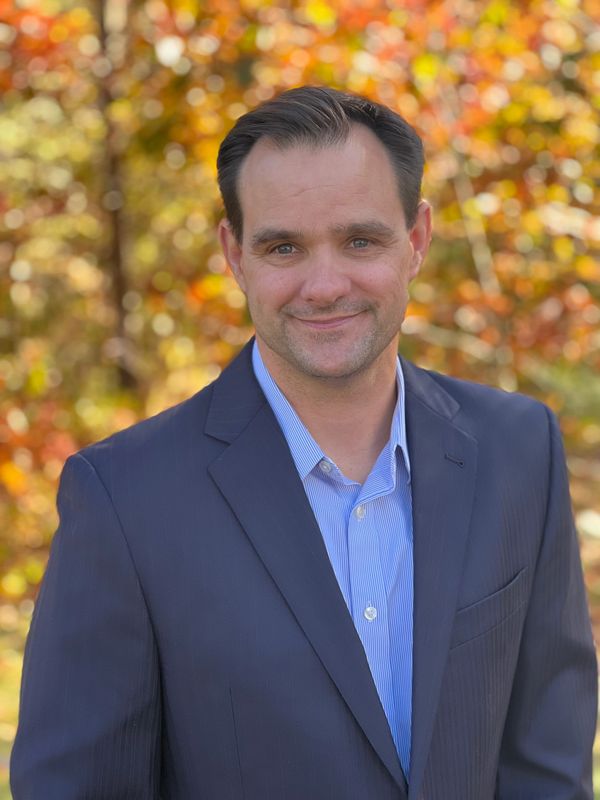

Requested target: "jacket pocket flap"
[{"left": 450, "top": 566, "right": 530, "bottom": 648}]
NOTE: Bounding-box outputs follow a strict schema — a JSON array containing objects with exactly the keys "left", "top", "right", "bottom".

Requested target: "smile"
[{"left": 291, "top": 312, "right": 364, "bottom": 330}]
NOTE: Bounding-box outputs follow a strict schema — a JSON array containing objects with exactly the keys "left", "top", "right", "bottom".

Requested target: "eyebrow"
[
  {"left": 331, "top": 221, "right": 397, "bottom": 240},
  {"left": 250, "top": 221, "right": 396, "bottom": 249},
  {"left": 251, "top": 228, "right": 306, "bottom": 249}
]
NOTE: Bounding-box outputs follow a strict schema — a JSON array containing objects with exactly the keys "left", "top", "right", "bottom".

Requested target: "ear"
[
  {"left": 408, "top": 200, "right": 432, "bottom": 279},
  {"left": 218, "top": 219, "right": 246, "bottom": 293}
]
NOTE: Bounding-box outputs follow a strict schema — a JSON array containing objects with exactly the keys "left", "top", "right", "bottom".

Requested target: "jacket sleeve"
[
  {"left": 495, "top": 407, "right": 597, "bottom": 799},
  {"left": 11, "top": 453, "right": 161, "bottom": 799}
]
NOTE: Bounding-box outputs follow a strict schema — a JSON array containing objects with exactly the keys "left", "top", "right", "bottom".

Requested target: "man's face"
[{"left": 219, "top": 124, "right": 431, "bottom": 386}]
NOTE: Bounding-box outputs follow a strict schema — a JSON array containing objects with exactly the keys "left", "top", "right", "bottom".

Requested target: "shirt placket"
[{"left": 347, "top": 496, "right": 395, "bottom": 736}]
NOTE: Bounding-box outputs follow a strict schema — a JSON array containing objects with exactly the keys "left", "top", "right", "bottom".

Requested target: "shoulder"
[
  {"left": 79, "top": 381, "right": 216, "bottom": 472},
  {"left": 402, "top": 359, "right": 556, "bottom": 455},
  {"left": 432, "top": 369, "right": 549, "bottom": 423},
  {"left": 70, "top": 341, "right": 263, "bottom": 495},
  {"left": 77, "top": 341, "right": 260, "bottom": 469}
]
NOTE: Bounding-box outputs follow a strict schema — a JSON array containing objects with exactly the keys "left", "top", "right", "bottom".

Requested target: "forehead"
[{"left": 237, "top": 125, "right": 403, "bottom": 233}]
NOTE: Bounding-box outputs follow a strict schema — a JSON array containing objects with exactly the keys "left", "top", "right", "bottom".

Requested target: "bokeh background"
[{"left": 1, "top": 0, "right": 599, "bottom": 795}]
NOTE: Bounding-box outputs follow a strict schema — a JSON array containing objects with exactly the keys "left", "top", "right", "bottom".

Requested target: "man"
[{"left": 11, "top": 86, "right": 596, "bottom": 799}]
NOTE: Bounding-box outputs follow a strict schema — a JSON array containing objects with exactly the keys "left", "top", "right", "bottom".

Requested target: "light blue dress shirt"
[{"left": 252, "top": 343, "right": 414, "bottom": 774}]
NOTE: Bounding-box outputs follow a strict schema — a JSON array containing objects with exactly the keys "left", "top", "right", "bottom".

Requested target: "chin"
[
  {"left": 259, "top": 330, "right": 393, "bottom": 382},
  {"left": 287, "top": 351, "right": 379, "bottom": 381}
]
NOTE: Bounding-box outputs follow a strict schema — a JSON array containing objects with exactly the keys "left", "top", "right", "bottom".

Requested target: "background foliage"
[{"left": 1, "top": 0, "right": 599, "bottom": 793}]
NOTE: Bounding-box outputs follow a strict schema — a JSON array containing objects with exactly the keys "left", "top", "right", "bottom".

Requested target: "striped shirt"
[{"left": 252, "top": 342, "right": 414, "bottom": 774}]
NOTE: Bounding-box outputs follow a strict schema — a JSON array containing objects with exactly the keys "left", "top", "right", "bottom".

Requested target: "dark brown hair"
[{"left": 217, "top": 85, "right": 424, "bottom": 241}]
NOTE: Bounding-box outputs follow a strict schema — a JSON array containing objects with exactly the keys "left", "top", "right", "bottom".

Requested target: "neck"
[{"left": 259, "top": 342, "right": 398, "bottom": 483}]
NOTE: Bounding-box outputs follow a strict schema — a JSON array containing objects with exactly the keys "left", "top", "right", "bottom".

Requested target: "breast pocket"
[{"left": 449, "top": 566, "right": 530, "bottom": 649}]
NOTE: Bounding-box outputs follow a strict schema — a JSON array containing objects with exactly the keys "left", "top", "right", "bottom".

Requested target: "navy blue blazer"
[{"left": 11, "top": 341, "right": 597, "bottom": 799}]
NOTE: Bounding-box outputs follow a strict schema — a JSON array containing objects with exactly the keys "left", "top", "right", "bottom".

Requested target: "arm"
[
  {"left": 496, "top": 408, "right": 597, "bottom": 798},
  {"left": 11, "top": 453, "right": 161, "bottom": 799}
]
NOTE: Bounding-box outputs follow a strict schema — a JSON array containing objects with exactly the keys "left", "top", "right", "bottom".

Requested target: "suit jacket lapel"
[
  {"left": 206, "top": 343, "right": 408, "bottom": 796},
  {"left": 401, "top": 360, "right": 478, "bottom": 800}
]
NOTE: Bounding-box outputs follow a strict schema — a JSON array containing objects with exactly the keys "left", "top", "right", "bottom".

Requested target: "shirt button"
[
  {"left": 364, "top": 605, "right": 378, "bottom": 622},
  {"left": 354, "top": 504, "right": 366, "bottom": 520},
  {"left": 319, "top": 460, "right": 332, "bottom": 474}
]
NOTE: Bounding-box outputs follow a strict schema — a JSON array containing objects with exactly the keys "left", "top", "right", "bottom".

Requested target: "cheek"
[
  {"left": 356, "top": 267, "right": 408, "bottom": 300},
  {"left": 248, "top": 272, "right": 298, "bottom": 311}
]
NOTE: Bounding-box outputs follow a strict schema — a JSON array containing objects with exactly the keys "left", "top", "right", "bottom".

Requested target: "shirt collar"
[{"left": 252, "top": 340, "right": 411, "bottom": 482}]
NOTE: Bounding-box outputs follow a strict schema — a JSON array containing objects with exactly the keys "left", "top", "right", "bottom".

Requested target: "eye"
[
  {"left": 350, "top": 238, "right": 370, "bottom": 249},
  {"left": 270, "top": 243, "right": 297, "bottom": 255}
]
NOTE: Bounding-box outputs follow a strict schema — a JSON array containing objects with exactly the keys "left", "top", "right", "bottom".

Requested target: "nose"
[{"left": 298, "top": 249, "right": 352, "bottom": 305}]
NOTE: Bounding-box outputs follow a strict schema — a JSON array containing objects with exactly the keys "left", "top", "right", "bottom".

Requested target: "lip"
[{"left": 292, "top": 313, "right": 362, "bottom": 330}]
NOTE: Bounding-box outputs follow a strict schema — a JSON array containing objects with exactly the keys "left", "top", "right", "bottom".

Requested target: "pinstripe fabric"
[
  {"left": 252, "top": 342, "right": 413, "bottom": 774},
  {"left": 12, "top": 339, "right": 596, "bottom": 798}
]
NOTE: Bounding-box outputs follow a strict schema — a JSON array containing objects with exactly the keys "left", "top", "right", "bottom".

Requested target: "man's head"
[
  {"left": 217, "top": 86, "right": 432, "bottom": 388},
  {"left": 217, "top": 86, "right": 424, "bottom": 243}
]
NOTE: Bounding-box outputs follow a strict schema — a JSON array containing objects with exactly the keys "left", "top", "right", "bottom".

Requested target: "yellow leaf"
[
  {"left": 304, "top": 0, "right": 337, "bottom": 28},
  {"left": 552, "top": 236, "right": 574, "bottom": 262},
  {"left": 1, "top": 572, "right": 27, "bottom": 598},
  {"left": 0, "top": 462, "right": 27, "bottom": 496},
  {"left": 413, "top": 54, "right": 440, "bottom": 86}
]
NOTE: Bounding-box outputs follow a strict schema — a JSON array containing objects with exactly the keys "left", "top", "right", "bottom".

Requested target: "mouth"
[
  {"left": 292, "top": 313, "right": 363, "bottom": 330},
  {"left": 289, "top": 308, "right": 366, "bottom": 330}
]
